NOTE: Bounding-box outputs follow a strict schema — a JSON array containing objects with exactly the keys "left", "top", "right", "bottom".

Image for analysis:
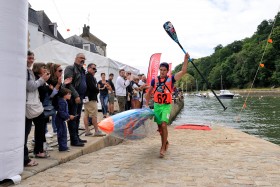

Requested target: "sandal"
[
  {"left": 35, "top": 152, "right": 50, "bottom": 158},
  {"left": 25, "top": 160, "right": 38, "bottom": 167}
]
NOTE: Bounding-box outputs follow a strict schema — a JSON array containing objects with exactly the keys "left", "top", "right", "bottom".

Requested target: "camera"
[{"left": 83, "top": 96, "right": 89, "bottom": 103}]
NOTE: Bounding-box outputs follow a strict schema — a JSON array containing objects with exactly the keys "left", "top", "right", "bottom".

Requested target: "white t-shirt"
[{"left": 115, "top": 76, "right": 130, "bottom": 96}]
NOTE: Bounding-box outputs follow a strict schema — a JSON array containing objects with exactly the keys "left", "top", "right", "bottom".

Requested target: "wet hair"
[
  {"left": 27, "top": 50, "right": 34, "bottom": 56},
  {"left": 159, "top": 62, "right": 169, "bottom": 71},
  {"left": 60, "top": 87, "right": 72, "bottom": 97}
]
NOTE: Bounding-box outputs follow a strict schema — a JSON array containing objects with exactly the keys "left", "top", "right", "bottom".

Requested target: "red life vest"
[{"left": 153, "top": 75, "right": 173, "bottom": 104}]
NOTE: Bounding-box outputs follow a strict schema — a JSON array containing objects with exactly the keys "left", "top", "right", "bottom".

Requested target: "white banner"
[{"left": 0, "top": 0, "right": 28, "bottom": 183}]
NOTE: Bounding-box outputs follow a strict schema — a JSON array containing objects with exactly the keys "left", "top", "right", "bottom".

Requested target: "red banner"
[
  {"left": 146, "top": 53, "right": 161, "bottom": 85},
  {"left": 168, "top": 63, "right": 172, "bottom": 76}
]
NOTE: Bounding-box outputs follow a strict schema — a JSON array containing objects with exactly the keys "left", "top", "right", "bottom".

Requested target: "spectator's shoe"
[
  {"left": 45, "top": 132, "right": 53, "bottom": 138},
  {"left": 78, "top": 126, "right": 85, "bottom": 130},
  {"left": 44, "top": 142, "right": 53, "bottom": 151},
  {"left": 78, "top": 138, "right": 87, "bottom": 143},
  {"left": 85, "top": 132, "right": 93, "bottom": 136},
  {"left": 94, "top": 130, "right": 106, "bottom": 137},
  {"left": 71, "top": 142, "right": 84, "bottom": 147}
]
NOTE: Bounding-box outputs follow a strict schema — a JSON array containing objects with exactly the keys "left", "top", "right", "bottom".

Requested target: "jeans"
[
  {"left": 24, "top": 112, "right": 46, "bottom": 164},
  {"left": 67, "top": 101, "right": 79, "bottom": 144},
  {"left": 51, "top": 112, "right": 57, "bottom": 133},
  {"left": 100, "top": 94, "right": 109, "bottom": 115}
]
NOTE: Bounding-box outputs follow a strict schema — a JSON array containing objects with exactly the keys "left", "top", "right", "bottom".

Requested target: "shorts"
[
  {"left": 153, "top": 103, "right": 172, "bottom": 125},
  {"left": 108, "top": 93, "right": 115, "bottom": 104},
  {"left": 84, "top": 101, "right": 97, "bottom": 118}
]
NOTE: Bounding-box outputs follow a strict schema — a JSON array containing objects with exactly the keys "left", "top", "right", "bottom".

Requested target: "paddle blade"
[{"left": 163, "top": 21, "right": 179, "bottom": 43}]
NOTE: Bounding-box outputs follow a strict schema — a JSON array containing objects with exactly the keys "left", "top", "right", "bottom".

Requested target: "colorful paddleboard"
[
  {"left": 98, "top": 108, "right": 156, "bottom": 140},
  {"left": 175, "top": 124, "right": 211, "bottom": 130}
]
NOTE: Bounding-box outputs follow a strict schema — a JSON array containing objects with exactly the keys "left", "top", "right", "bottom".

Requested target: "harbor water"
[{"left": 172, "top": 95, "right": 280, "bottom": 145}]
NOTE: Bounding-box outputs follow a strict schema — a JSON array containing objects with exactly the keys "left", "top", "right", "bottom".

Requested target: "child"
[{"left": 56, "top": 88, "right": 74, "bottom": 151}]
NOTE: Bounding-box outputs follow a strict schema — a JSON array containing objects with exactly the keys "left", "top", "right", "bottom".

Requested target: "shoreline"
[{"left": 192, "top": 88, "right": 280, "bottom": 97}]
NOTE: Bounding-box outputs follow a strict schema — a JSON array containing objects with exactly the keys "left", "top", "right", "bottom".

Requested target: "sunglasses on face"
[
  {"left": 28, "top": 57, "right": 34, "bottom": 60},
  {"left": 57, "top": 69, "right": 63, "bottom": 72}
]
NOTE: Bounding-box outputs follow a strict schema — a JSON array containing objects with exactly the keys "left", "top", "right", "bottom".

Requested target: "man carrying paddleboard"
[{"left": 146, "top": 53, "right": 190, "bottom": 157}]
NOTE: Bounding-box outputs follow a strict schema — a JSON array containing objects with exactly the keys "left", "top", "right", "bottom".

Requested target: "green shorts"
[{"left": 154, "top": 103, "right": 172, "bottom": 125}]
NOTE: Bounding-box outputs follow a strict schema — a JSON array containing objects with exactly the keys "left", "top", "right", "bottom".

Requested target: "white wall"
[{"left": 28, "top": 23, "right": 54, "bottom": 50}]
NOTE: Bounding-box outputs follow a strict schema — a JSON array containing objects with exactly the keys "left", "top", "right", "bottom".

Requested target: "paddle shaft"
[{"left": 177, "top": 43, "right": 227, "bottom": 111}]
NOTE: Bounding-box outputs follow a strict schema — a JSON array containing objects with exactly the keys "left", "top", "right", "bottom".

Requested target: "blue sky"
[{"left": 28, "top": 0, "right": 279, "bottom": 74}]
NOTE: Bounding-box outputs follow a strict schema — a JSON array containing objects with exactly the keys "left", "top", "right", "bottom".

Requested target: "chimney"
[
  {"left": 49, "top": 22, "right": 58, "bottom": 37},
  {"left": 82, "top": 24, "right": 90, "bottom": 37}
]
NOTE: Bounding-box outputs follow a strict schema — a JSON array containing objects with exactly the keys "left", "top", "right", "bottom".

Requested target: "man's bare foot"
[
  {"left": 159, "top": 148, "right": 165, "bottom": 158},
  {"left": 165, "top": 141, "right": 169, "bottom": 151}
]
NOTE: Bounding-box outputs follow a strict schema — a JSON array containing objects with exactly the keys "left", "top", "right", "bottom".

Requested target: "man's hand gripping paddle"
[{"left": 163, "top": 21, "right": 227, "bottom": 111}]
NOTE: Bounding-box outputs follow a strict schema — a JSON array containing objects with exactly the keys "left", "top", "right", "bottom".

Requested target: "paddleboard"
[{"left": 98, "top": 108, "right": 156, "bottom": 140}]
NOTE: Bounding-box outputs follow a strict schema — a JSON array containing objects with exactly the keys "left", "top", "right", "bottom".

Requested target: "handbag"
[
  {"left": 44, "top": 105, "right": 56, "bottom": 117},
  {"left": 26, "top": 103, "right": 44, "bottom": 119}
]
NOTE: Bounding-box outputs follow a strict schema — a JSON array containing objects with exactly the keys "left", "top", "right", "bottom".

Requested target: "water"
[{"left": 172, "top": 95, "right": 280, "bottom": 145}]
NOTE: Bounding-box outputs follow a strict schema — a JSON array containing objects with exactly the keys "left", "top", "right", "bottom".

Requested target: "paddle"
[{"left": 163, "top": 21, "right": 227, "bottom": 111}]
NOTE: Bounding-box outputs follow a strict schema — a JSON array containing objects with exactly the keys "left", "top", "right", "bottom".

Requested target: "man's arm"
[
  {"left": 174, "top": 53, "right": 190, "bottom": 81},
  {"left": 145, "top": 86, "right": 153, "bottom": 107},
  {"left": 64, "top": 66, "right": 79, "bottom": 99}
]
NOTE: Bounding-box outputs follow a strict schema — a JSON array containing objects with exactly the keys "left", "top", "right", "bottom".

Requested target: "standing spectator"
[
  {"left": 139, "top": 75, "right": 149, "bottom": 107},
  {"left": 33, "top": 62, "right": 55, "bottom": 152},
  {"left": 64, "top": 53, "right": 87, "bottom": 147},
  {"left": 131, "top": 76, "right": 141, "bottom": 109},
  {"left": 116, "top": 69, "right": 130, "bottom": 112},
  {"left": 48, "top": 64, "right": 72, "bottom": 134},
  {"left": 98, "top": 73, "right": 111, "bottom": 118},
  {"left": 56, "top": 88, "right": 74, "bottom": 152},
  {"left": 83, "top": 63, "right": 105, "bottom": 136},
  {"left": 25, "top": 51, "right": 50, "bottom": 167},
  {"left": 108, "top": 73, "right": 115, "bottom": 116},
  {"left": 125, "top": 71, "right": 133, "bottom": 111}
]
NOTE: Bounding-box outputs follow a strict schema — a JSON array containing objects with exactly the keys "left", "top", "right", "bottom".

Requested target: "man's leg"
[{"left": 160, "top": 122, "right": 168, "bottom": 157}]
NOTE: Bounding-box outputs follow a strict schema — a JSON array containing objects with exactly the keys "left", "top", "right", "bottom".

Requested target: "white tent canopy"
[{"left": 33, "top": 40, "right": 140, "bottom": 83}]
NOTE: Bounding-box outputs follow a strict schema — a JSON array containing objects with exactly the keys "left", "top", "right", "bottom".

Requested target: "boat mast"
[{"left": 221, "top": 74, "right": 223, "bottom": 90}]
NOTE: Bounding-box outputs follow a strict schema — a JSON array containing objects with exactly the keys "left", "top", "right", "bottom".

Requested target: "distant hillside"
[{"left": 173, "top": 12, "right": 280, "bottom": 91}]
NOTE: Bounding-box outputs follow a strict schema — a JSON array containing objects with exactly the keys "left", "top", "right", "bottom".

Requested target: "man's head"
[
  {"left": 126, "top": 71, "right": 131, "bottom": 77},
  {"left": 87, "top": 63, "right": 97, "bottom": 75},
  {"left": 142, "top": 75, "right": 147, "bottom": 83},
  {"left": 138, "top": 74, "right": 143, "bottom": 80},
  {"left": 27, "top": 50, "right": 35, "bottom": 67},
  {"left": 75, "top": 53, "right": 86, "bottom": 67},
  {"left": 159, "top": 62, "right": 169, "bottom": 77},
  {"left": 119, "top": 69, "right": 125, "bottom": 77},
  {"left": 109, "top": 73, "right": 114, "bottom": 80}
]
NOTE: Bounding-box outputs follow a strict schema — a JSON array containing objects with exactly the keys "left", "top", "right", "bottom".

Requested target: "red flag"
[
  {"left": 146, "top": 53, "right": 161, "bottom": 85},
  {"left": 168, "top": 63, "right": 172, "bottom": 76}
]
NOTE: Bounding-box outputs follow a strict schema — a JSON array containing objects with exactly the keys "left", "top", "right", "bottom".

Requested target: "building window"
[{"left": 83, "top": 44, "right": 90, "bottom": 51}]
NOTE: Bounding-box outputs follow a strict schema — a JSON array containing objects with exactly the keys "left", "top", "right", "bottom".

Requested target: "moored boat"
[{"left": 218, "top": 90, "right": 234, "bottom": 99}]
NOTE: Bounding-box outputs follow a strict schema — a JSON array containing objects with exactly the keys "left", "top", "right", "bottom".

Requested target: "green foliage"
[{"left": 172, "top": 12, "right": 280, "bottom": 90}]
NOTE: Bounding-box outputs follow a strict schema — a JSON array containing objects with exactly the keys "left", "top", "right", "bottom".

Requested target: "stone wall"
[{"left": 169, "top": 97, "right": 184, "bottom": 124}]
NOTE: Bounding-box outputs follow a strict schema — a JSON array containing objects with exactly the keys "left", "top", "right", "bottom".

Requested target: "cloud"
[{"left": 29, "top": 0, "right": 279, "bottom": 74}]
